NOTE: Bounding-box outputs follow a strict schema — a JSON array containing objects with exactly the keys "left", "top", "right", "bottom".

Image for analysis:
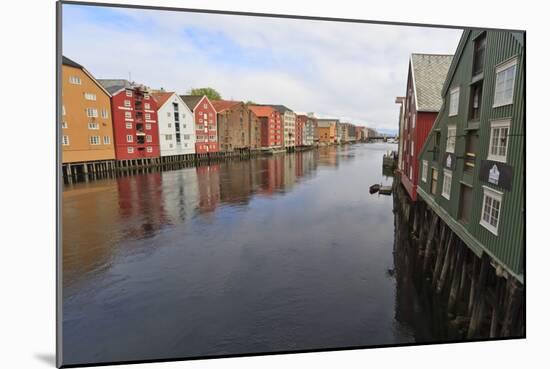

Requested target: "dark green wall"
[{"left": 417, "top": 29, "right": 525, "bottom": 278}]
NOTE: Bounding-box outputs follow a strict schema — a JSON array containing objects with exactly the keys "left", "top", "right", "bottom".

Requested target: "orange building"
[
  {"left": 316, "top": 119, "right": 338, "bottom": 144},
  {"left": 61, "top": 56, "right": 116, "bottom": 177}
]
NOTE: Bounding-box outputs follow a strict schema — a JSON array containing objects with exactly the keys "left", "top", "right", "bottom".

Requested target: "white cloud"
[{"left": 63, "top": 5, "right": 462, "bottom": 132}]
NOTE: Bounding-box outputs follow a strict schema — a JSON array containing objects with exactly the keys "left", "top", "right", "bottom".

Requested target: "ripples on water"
[{"left": 62, "top": 143, "right": 434, "bottom": 365}]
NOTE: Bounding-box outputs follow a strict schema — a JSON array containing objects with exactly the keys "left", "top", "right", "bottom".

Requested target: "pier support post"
[{"left": 467, "top": 253, "right": 491, "bottom": 339}]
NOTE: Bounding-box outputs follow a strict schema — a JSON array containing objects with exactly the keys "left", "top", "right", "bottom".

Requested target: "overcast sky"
[{"left": 63, "top": 4, "right": 462, "bottom": 134}]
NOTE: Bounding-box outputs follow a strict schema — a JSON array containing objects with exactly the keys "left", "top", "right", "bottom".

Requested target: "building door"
[{"left": 459, "top": 184, "right": 473, "bottom": 223}]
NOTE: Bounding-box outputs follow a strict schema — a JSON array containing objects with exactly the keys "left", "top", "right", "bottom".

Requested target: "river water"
[{"left": 62, "top": 143, "right": 435, "bottom": 366}]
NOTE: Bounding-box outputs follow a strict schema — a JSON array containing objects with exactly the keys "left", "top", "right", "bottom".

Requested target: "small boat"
[
  {"left": 379, "top": 186, "right": 393, "bottom": 195},
  {"left": 369, "top": 184, "right": 380, "bottom": 194}
]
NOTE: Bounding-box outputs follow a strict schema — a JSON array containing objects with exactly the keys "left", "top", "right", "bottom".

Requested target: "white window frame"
[
  {"left": 421, "top": 160, "right": 428, "bottom": 182},
  {"left": 69, "top": 76, "right": 81, "bottom": 85},
  {"left": 89, "top": 136, "right": 100, "bottom": 145},
  {"left": 126, "top": 135, "right": 133, "bottom": 143},
  {"left": 144, "top": 94, "right": 150, "bottom": 100},
  {"left": 61, "top": 121, "right": 68, "bottom": 129},
  {"left": 493, "top": 58, "right": 518, "bottom": 108},
  {"left": 87, "top": 122, "right": 99, "bottom": 130},
  {"left": 101, "top": 109, "right": 109, "bottom": 119},
  {"left": 62, "top": 105, "right": 66, "bottom": 116},
  {"left": 62, "top": 135, "right": 70, "bottom": 145},
  {"left": 125, "top": 122, "right": 132, "bottom": 129},
  {"left": 449, "top": 87, "right": 460, "bottom": 116},
  {"left": 410, "top": 140, "right": 414, "bottom": 157},
  {"left": 145, "top": 123, "right": 151, "bottom": 130},
  {"left": 103, "top": 136, "right": 111, "bottom": 144},
  {"left": 145, "top": 113, "right": 151, "bottom": 120},
  {"left": 127, "top": 147, "right": 134, "bottom": 154},
  {"left": 412, "top": 114, "right": 416, "bottom": 129},
  {"left": 146, "top": 135, "right": 152, "bottom": 143},
  {"left": 409, "top": 166, "right": 412, "bottom": 180},
  {"left": 86, "top": 108, "right": 98, "bottom": 118},
  {"left": 480, "top": 186, "right": 503, "bottom": 235},
  {"left": 84, "top": 92, "right": 97, "bottom": 101},
  {"left": 144, "top": 103, "right": 150, "bottom": 110},
  {"left": 446, "top": 125, "right": 457, "bottom": 153},
  {"left": 124, "top": 100, "right": 131, "bottom": 107},
  {"left": 146, "top": 146, "right": 153, "bottom": 153},
  {"left": 488, "top": 119, "right": 511, "bottom": 163},
  {"left": 441, "top": 169, "right": 453, "bottom": 200},
  {"left": 125, "top": 90, "right": 133, "bottom": 97}
]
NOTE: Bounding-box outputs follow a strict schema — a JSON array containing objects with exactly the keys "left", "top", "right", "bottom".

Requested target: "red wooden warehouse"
[
  {"left": 399, "top": 54, "right": 453, "bottom": 201},
  {"left": 99, "top": 79, "right": 160, "bottom": 161},
  {"left": 248, "top": 105, "right": 283, "bottom": 148},
  {"left": 181, "top": 95, "right": 219, "bottom": 154}
]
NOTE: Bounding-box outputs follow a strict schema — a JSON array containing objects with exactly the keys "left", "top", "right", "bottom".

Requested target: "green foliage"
[{"left": 187, "top": 87, "right": 222, "bottom": 100}]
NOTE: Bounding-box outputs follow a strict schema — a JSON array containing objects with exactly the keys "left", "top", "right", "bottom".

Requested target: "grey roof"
[
  {"left": 180, "top": 95, "right": 204, "bottom": 111},
  {"left": 98, "top": 79, "right": 133, "bottom": 95},
  {"left": 62, "top": 56, "right": 83, "bottom": 69},
  {"left": 255, "top": 104, "right": 293, "bottom": 114},
  {"left": 410, "top": 53, "right": 453, "bottom": 112}
]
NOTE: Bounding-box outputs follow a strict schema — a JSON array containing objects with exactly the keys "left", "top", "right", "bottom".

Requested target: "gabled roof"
[
  {"left": 62, "top": 56, "right": 83, "bottom": 69},
  {"left": 410, "top": 53, "right": 454, "bottom": 112},
  {"left": 98, "top": 79, "right": 133, "bottom": 95},
  {"left": 211, "top": 100, "right": 242, "bottom": 113},
  {"left": 248, "top": 105, "right": 276, "bottom": 118},
  {"left": 180, "top": 95, "right": 206, "bottom": 112},
  {"left": 151, "top": 91, "right": 175, "bottom": 108},
  {"left": 63, "top": 56, "right": 111, "bottom": 97},
  {"left": 440, "top": 30, "right": 471, "bottom": 97}
]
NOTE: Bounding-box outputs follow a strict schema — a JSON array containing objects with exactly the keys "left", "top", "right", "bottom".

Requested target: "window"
[
  {"left": 166, "top": 134, "right": 172, "bottom": 141},
  {"left": 62, "top": 105, "right": 66, "bottom": 116},
  {"left": 62, "top": 135, "right": 69, "bottom": 145},
  {"left": 449, "top": 87, "right": 460, "bottom": 116},
  {"left": 464, "top": 130, "right": 478, "bottom": 172},
  {"left": 459, "top": 185, "right": 473, "bottom": 223},
  {"left": 494, "top": 58, "right": 517, "bottom": 107},
  {"left": 103, "top": 136, "right": 111, "bottom": 144},
  {"left": 146, "top": 146, "right": 153, "bottom": 153},
  {"left": 126, "top": 135, "right": 133, "bottom": 143},
  {"left": 125, "top": 122, "right": 132, "bottom": 129},
  {"left": 421, "top": 160, "right": 428, "bottom": 182},
  {"left": 144, "top": 94, "right": 150, "bottom": 100},
  {"left": 101, "top": 109, "right": 109, "bottom": 119},
  {"left": 480, "top": 186, "right": 503, "bottom": 235},
  {"left": 488, "top": 119, "right": 510, "bottom": 162},
  {"left": 145, "top": 113, "right": 151, "bottom": 120},
  {"left": 469, "top": 81, "right": 483, "bottom": 121},
  {"left": 88, "top": 122, "right": 99, "bottom": 130},
  {"left": 183, "top": 134, "right": 190, "bottom": 140},
  {"left": 84, "top": 93, "right": 97, "bottom": 101},
  {"left": 146, "top": 135, "right": 152, "bottom": 143},
  {"left": 125, "top": 90, "right": 133, "bottom": 97},
  {"left": 410, "top": 141, "right": 414, "bottom": 157},
  {"left": 125, "top": 112, "right": 132, "bottom": 119},
  {"left": 86, "top": 108, "right": 98, "bottom": 118},
  {"left": 124, "top": 100, "right": 131, "bottom": 107},
  {"left": 144, "top": 103, "right": 150, "bottom": 110},
  {"left": 412, "top": 114, "right": 416, "bottom": 129},
  {"left": 167, "top": 112, "right": 171, "bottom": 117},
  {"left": 61, "top": 121, "right": 68, "bottom": 129},
  {"left": 89, "top": 136, "right": 100, "bottom": 145},
  {"left": 127, "top": 147, "right": 134, "bottom": 153},
  {"left": 409, "top": 166, "right": 412, "bottom": 180},
  {"left": 69, "top": 76, "right": 81, "bottom": 84},
  {"left": 473, "top": 33, "right": 486, "bottom": 76},
  {"left": 442, "top": 170, "right": 452, "bottom": 200},
  {"left": 446, "top": 125, "right": 457, "bottom": 153},
  {"left": 430, "top": 168, "right": 438, "bottom": 195},
  {"left": 145, "top": 124, "right": 151, "bottom": 130}
]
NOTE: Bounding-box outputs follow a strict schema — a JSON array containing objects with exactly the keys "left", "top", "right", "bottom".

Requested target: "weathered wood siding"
[{"left": 417, "top": 29, "right": 525, "bottom": 279}]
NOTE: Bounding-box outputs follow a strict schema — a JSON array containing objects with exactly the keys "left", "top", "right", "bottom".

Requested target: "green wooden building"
[{"left": 416, "top": 29, "right": 525, "bottom": 282}]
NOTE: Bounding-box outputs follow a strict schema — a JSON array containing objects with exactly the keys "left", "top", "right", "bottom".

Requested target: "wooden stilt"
[
  {"left": 467, "top": 253, "right": 491, "bottom": 339},
  {"left": 437, "top": 232, "right": 454, "bottom": 294}
]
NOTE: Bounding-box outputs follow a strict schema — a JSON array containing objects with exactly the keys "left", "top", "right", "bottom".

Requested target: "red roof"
[
  {"left": 248, "top": 105, "right": 275, "bottom": 118},
  {"left": 211, "top": 100, "right": 242, "bottom": 113},
  {"left": 151, "top": 92, "right": 174, "bottom": 108}
]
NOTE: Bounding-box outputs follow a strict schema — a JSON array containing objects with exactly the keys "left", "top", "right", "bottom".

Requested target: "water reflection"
[{"left": 62, "top": 143, "right": 431, "bottom": 366}]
